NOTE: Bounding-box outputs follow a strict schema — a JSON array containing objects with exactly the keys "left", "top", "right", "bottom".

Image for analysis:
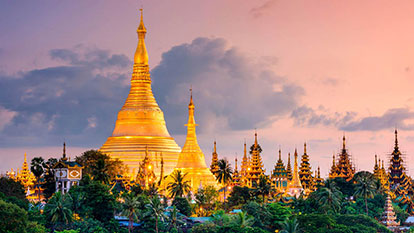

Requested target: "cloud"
[
  {"left": 0, "top": 46, "right": 131, "bottom": 147},
  {"left": 250, "top": 0, "right": 277, "bottom": 18},
  {"left": 291, "top": 105, "right": 356, "bottom": 128},
  {"left": 292, "top": 106, "right": 414, "bottom": 132},
  {"left": 340, "top": 108, "right": 414, "bottom": 131},
  {"left": 0, "top": 106, "right": 17, "bottom": 130},
  {"left": 152, "top": 37, "right": 304, "bottom": 134}
]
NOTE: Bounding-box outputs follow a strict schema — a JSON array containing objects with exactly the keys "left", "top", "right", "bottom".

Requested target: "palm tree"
[
  {"left": 354, "top": 173, "right": 376, "bottom": 215},
  {"left": 216, "top": 159, "right": 233, "bottom": 201},
  {"left": 145, "top": 196, "right": 167, "bottom": 233},
  {"left": 256, "top": 175, "right": 271, "bottom": 203},
  {"left": 316, "top": 186, "right": 342, "bottom": 213},
  {"left": 122, "top": 193, "right": 141, "bottom": 233},
  {"left": 145, "top": 182, "right": 159, "bottom": 197},
  {"left": 231, "top": 211, "right": 254, "bottom": 228},
  {"left": 91, "top": 158, "right": 111, "bottom": 184},
  {"left": 167, "top": 170, "right": 191, "bottom": 199},
  {"left": 44, "top": 192, "right": 73, "bottom": 230},
  {"left": 30, "top": 157, "right": 45, "bottom": 202},
  {"left": 280, "top": 217, "right": 300, "bottom": 233}
]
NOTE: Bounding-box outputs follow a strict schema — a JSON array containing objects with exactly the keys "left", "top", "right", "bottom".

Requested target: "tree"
[
  {"left": 44, "top": 192, "right": 73, "bottom": 230},
  {"left": 122, "top": 192, "right": 141, "bottom": 233},
  {"left": 90, "top": 158, "right": 111, "bottom": 184},
  {"left": 227, "top": 186, "right": 253, "bottom": 207},
  {"left": 216, "top": 159, "right": 233, "bottom": 201},
  {"left": 42, "top": 158, "right": 58, "bottom": 199},
  {"left": 280, "top": 217, "right": 299, "bottom": 233},
  {"left": 255, "top": 175, "right": 271, "bottom": 203},
  {"left": 167, "top": 170, "right": 191, "bottom": 199},
  {"left": 353, "top": 172, "right": 376, "bottom": 215},
  {"left": 31, "top": 157, "right": 45, "bottom": 202},
  {"left": 231, "top": 211, "right": 254, "bottom": 228},
  {"left": 267, "top": 203, "right": 292, "bottom": 231},
  {"left": 0, "top": 199, "right": 29, "bottom": 232},
  {"left": 315, "top": 186, "right": 342, "bottom": 213},
  {"left": 195, "top": 185, "right": 219, "bottom": 214},
  {"left": 75, "top": 150, "right": 125, "bottom": 181},
  {"left": 77, "top": 177, "right": 117, "bottom": 223},
  {"left": 0, "top": 176, "right": 27, "bottom": 203},
  {"left": 145, "top": 196, "right": 167, "bottom": 233},
  {"left": 172, "top": 196, "right": 191, "bottom": 216}
]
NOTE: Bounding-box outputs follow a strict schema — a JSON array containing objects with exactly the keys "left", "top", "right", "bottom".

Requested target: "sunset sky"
[{"left": 2, "top": 0, "right": 414, "bottom": 177}]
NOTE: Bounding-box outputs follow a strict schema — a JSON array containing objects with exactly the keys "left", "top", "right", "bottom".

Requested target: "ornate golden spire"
[
  {"left": 343, "top": 134, "right": 346, "bottom": 150},
  {"left": 254, "top": 130, "right": 258, "bottom": 148},
  {"left": 278, "top": 148, "right": 282, "bottom": 160},
  {"left": 394, "top": 128, "right": 399, "bottom": 150},
  {"left": 304, "top": 142, "right": 307, "bottom": 154},
  {"left": 169, "top": 90, "right": 218, "bottom": 191},
  {"left": 134, "top": 8, "right": 149, "bottom": 65},
  {"left": 332, "top": 153, "right": 336, "bottom": 166}
]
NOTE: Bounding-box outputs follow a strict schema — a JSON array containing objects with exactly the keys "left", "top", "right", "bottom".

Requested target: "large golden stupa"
[
  {"left": 165, "top": 91, "right": 218, "bottom": 192},
  {"left": 100, "top": 10, "right": 181, "bottom": 177}
]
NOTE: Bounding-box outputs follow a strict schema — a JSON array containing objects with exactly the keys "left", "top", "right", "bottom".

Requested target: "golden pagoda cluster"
[
  {"left": 209, "top": 132, "right": 323, "bottom": 198},
  {"left": 6, "top": 153, "right": 37, "bottom": 201}
]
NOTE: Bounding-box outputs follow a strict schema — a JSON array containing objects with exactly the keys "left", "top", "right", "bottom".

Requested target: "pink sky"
[{"left": 2, "top": 0, "right": 414, "bottom": 177}]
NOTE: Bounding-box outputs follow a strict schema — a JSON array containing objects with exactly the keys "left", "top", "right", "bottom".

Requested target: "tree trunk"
[
  {"left": 37, "top": 179, "right": 41, "bottom": 203},
  {"left": 155, "top": 217, "right": 159, "bottom": 233},
  {"left": 365, "top": 198, "right": 369, "bottom": 215},
  {"left": 224, "top": 186, "right": 226, "bottom": 201},
  {"left": 129, "top": 214, "right": 133, "bottom": 233}
]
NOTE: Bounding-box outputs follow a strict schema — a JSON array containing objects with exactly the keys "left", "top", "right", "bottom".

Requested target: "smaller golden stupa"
[{"left": 165, "top": 89, "right": 218, "bottom": 192}]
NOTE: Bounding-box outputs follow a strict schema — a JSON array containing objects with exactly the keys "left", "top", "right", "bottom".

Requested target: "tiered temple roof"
[
  {"left": 299, "top": 143, "right": 314, "bottom": 190},
  {"left": 381, "top": 195, "right": 400, "bottom": 229},
  {"left": 210, "top": 141, "right": 219, "bottom": 176},
  {"left": 389, "top": 129, "right": 406, "bottom": 186},
  {"left": 232, "top": 158, "right": 242, "bottom": 186},
  {"left": 329, "top": 136, "right": 355, "bottom": 181},
  {"left": 287, "top": 149, "right": 303, "bottom": 197},
  {"left": 246, "top": 132, "right": 265, "bottom": 187},
  {"left": 286, "top": 153, "right": 292, "bottom": 181},
  {"left": 271, "top": 149, "right": 288, "bottom": 191}
]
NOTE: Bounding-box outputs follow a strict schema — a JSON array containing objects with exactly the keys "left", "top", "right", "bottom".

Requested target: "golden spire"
[
  {"left": 214, "top": 140, "right": 217, "bottom": 154},
  {"left": 134, "top": 8, "right": 149, "bottom": 65},
  {"left": 394, "top": 128, "right": 399, "bottom": 150},
  {"left": 244, "top": 140, "right": 247, "bottom": 156},
  {"left": 304, "top": 142, "right": 307, "bottom": 154},
  {"left": 342, "top": 134, "right": 346, "bottom": 150},
  {"left": 375, "top": 154, "right": 378, "bottom": 167},
  {"left": 24, "top": 152, "right": 27, "bottom": 164},
  {"left": 382, "top": 160, "right": 385, "bottom": 169},
  {"left": 254, "top": 130, "right": 258, "bottom": 147},
  {"left": 278, "top": 148, "right": 282, "bottom": 160},
  {"left": 235, "top": 157, "right": 238, "bottom": 171},
  {"left": 332, "top": 153, "right": 336, "bottom": 166}
]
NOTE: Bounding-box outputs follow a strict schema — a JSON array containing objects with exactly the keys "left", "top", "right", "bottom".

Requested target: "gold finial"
[
  {"left": 235, "top": 157, "right": 238, "bottom": 170},
  {"left": 332, "top": 153, "right": 336, "bottom": 166},
  {"left": 342, "top": 134, "right": 346, "bottom": 150},
  {"left": 304, "top": 142, "right": 307, "bottom": 154},
  {"left": 375, "top": 154, "right": 378, "bottom": 167},
  {"left": 244, "top": 140, "right": 247, "bottom": 156},
  {"left": 189, "top": 86, "right": 194, "bottom": 106},
  {"left": 24, "top": 153, "right": 27, "bottom": 163},
  {"left": 254, "top": 130, "right": 258, "bottom": 147},
  {"left": 278, "top": 147, "right": 281, "bottom": 160},
  {"left": 213, "top": 140, "right": 217, "bottom": 153},
  {"left": 134, "top": 8, "right": 148, "bottom": 65},
  {"left": 382, "top": 160, "right": 385, "bottom": 169},
  {"left": 394, "top": 128, "right": 399, "bottom": 149}
]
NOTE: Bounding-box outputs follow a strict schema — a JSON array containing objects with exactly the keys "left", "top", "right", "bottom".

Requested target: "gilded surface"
[{"left": 100, "top": 10, "right": 181, "bottom": 177}]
